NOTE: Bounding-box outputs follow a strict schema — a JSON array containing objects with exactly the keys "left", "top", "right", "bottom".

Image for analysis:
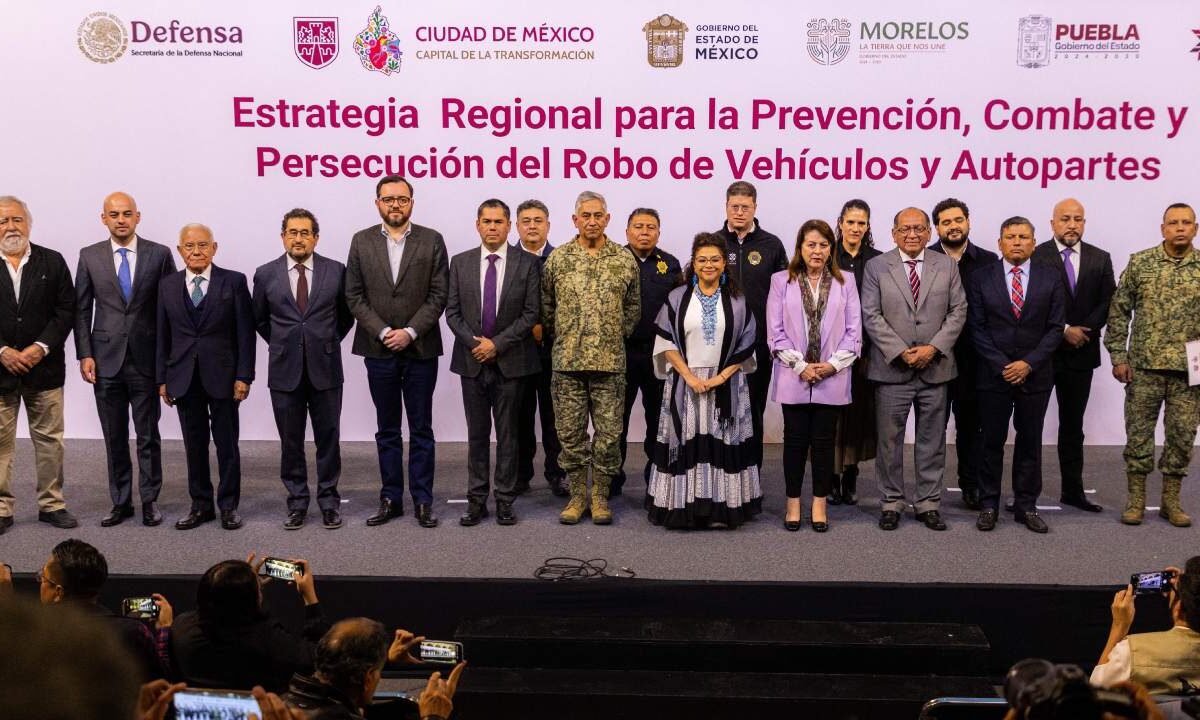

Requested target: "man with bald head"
[
  {"left": 157, "top": 223, "right": 255, "bottom": 530},
  {"left": 0, "top": 196, "right": 77, "bottom": 534},
  {"left": 75, "top": 192, "right": 176, "bottom": 527},
  {"left": 1032, "top": 198, "right": 1115, "bottom": 513}
]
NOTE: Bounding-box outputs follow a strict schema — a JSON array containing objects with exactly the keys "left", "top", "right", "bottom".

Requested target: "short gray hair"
[
  {"left": 179, "top": 222, "right": 214, "bottom": 241},
  {"left": 574, "top": 191, "right": 607, "bottom": 214},
  {"left": 0, "top": 195, "right": 32, "bottom": 227}
]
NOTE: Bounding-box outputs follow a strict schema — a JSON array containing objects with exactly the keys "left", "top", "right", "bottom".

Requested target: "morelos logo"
[
  {"left": 643, "top": 14, "right": 688, "bottom": 68},
  {"left": 806, "top": 18, "right": 851, "bottom": 65},
  {"left": 859, "top": 21, "right": 968, "bottom": 40},
  {"left": 1017, "top": 15, "right": 1052, "bottom": 68},
  {"left": 295, "top": 17, "right": 338, "bottom": 69},
  {"left": 354, "top": 6, "right": 402, "bottom": 75},
  {"left": 78, "top": 12, "right": 128, "bottom": 63}
]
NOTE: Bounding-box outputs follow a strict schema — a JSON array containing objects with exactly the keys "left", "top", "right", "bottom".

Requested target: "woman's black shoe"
[
  {"left": 784, "top": 517, "right": 802, "bottom": 532},
  {"left": 841, "top": 466, "right": 859, "bottom": 505},
  {"left": 811, "top": 519, "right": 829, "bottom": 533}
]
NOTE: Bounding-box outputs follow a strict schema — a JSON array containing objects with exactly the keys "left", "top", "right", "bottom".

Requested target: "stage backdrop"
[{"left": 4, "top": 0, "right": 1197, "bottom": 443}]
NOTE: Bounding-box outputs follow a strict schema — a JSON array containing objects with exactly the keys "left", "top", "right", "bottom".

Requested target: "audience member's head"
[
  {"left": 197, "top": 559, "right": 263, "bottom": 628},
  {"left": 40, "top": 538, "right": 108, "bottom": 604},
  {"left": 314, "top": 618, "right": 390, "bottom": 710},
  {"left": 1171, "top": 556, "right": 1200, "bottom": 631},
  {"left": 1003, "top": 658, "right": 1161, "bottom": 720},
  {"left": 0, "top": 595, "right": 141, "bottom": 720}
]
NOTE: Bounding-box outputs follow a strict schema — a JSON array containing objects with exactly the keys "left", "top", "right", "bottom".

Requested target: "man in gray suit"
[
  {"left": 74, "top": 192, "right": 175, "bottom": 527},
  {"left": 445, "top": 199, "right": 541, "bottom": 526},
  {"left": 861, "top": 207, "right": 967, "bottom": 531},
  {"left": 253, "top": 208, "right": 354, "bottom": 531},
  {"left": 345, "top": 175, "right": 449, "bottom": 529}
]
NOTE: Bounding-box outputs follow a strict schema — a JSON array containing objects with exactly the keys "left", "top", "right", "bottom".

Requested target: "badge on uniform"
[
  {"left": 748, "top": 250, "right": 762, "bottom": 266},
  {"left": 656, "top": 260, "right": 668, "bottom": 274}
]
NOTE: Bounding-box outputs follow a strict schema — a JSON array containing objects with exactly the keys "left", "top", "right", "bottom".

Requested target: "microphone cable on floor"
[{"left": 534, "top": 557, "right": 636, "bottom": 580}]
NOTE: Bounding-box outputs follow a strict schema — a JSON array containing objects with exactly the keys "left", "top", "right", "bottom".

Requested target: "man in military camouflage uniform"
[
  {"left": 541, "top": 191, "right": 640, "bottom": 525},
  {"left": 1105, "top": 203, "right": 1200, "bottom": 527}
]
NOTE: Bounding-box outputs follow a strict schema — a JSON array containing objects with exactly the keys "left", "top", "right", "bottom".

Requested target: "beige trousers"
[{"left": 0, "top": 385, "right": 66, "bottom": 515}]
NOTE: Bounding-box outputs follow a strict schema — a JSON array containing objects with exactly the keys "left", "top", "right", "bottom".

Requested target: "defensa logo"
[
  {"left": 354, "top": 6, "right": 403, "bottom": 75},
  {"left": 643, "top": 14, "right": 688, "bottom": 68},
  {"left": 806, "top": 17, "right": 851, "bottom": 65},
  {"left": 294, "top": 17, "right": 338, "bottom": 69},
  {"left": 78, "top": 12, "right": 128, "bottom": 63}
]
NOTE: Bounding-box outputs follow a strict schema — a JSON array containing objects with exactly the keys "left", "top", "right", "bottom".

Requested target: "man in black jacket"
[
  {"left": 0, "top": 196, "right": 77, "bottom": 533},
  {"left": 713, "top": 182, "right": 787, "bottom": 469}
]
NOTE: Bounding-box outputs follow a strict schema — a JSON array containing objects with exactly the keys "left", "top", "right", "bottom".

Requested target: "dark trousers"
[
  {"left": 615, "top": 351, "right": 664, "bottom": 491},
  {"left": 946, "top": 364, "right": 982, "bottom": 493},
  {"left": 365, "top": 355, "right": 437, "bottom": 505},
  {"left": 175, "top": 367, "right": 240, "bottom": 513},
  {"left": 782, "top": 403, "right": 838, "bottom": 498},
  {"left": 978, "top": 388, "right": 1051, "bottom": 515},
  {"left": 269, "top": 372, "right": 343, "bottom": 513},
  {"left": 516, "top": 360, "right": 564, "bottom": 484},
  {"left": 462, "top": 365, "right": 522, "bottom": 505},
  {"left": 747, "top": 344, "right": 773, "bottom": 468},
  {"left": 94, "top": 356, "right": 161, "bottom": 508},
  {"left": 1053, "top": 367, "right": 1093, "bottom": 498}
]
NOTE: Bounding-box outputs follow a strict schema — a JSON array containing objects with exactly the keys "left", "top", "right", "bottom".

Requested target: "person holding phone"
[{"left": 1092, "top": 556, "right": 1200, "bottom": 694}]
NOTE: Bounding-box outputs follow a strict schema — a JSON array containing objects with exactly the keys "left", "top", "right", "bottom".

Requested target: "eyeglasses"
[
  {"left": 694, "top": 256, "right": 724, "bottom": 265},
  {"left": 378, "top": 196, "right": 412, "bottom": 207},
  {"left": 727, "top": 204, "right": 754, "bottom": 214},
  {"left": 35, "top": 569, "right": 62, "bottom": 590},
  {"left": 285, "top": 229, "right": 314, "bottom": 239},
  {"left": 894, "top": 225, "right": 930, "bottom": 236}
]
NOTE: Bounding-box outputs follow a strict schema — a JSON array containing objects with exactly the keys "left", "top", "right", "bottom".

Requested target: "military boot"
[
  {"left": 1120, "top": 473, "right": 1146, "bottom": 525},
  {"left": 559, "top": 476, "right": 589, "bottom": 525},
  {"left": 1159, "top": 475, "right": 1193, "bottom": 527},
  {"left": 591, "top": 476, "right": 613, "bottom": 525}
]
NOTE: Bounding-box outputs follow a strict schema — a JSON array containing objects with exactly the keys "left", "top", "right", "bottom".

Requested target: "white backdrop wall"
[{"left": 5, "top": 0, "right": 1196, "bottom": 443}]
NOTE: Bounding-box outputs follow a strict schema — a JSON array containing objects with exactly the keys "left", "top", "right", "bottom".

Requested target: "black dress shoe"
[
  {"left": 416, "top": 503, "right": 439, "bottom": 528},
  {"left": 916, "top": 510, "right": 947, "bottom": 531},
  {"left": 1016, "top": 511, "right": 1049, "bottom": 534},
  {"left": 142, "top": 502, "right": 163, "bottom": 527},
  {"left": 220, "top": 510, "right": 243, "bottom": 530},
  {"left": 608, "top": 482, "right": 624, "bottom": 499},
  {"left": 496, "top": 501, "right": 517, "bottom": 526},
  {"left": 1061, "top": 495, "right": 1103, "bottom": 513},
  {"left": 811, "top": 519, "right": 829, "bottom": 533},
  {"left": 961, "top": 488, "right": 982, "bottom": 511},
  {"left": 827, "top": 473, "right": 844, "bottom": 506},
  {"left": 100, "top": 505, "right": 134, "bottom": 527},
  {"left": 783, "top": 518, "right": 802, "bottom": 532},
  {"left": 840, "top": 466, "right": 859, "bottom": 505},
  {"left": 879, "top": 510, "right": 900, "bottom": 531},
  {"left": 283, "top": 510, "right": 306, "bottom": 530},
  {"left": 976, "top": 509, "right": 997, "bottom": 531},
  {"left": 38, "top": 509, "right": 79, "bottom": 529},
  {"left": 174, "top": 509, "right": 215, "bottom": 530},
  {"left": 322, "top": 509, "right": 343, "bottom": 529},
  {"left": 548, "top": 477, "right": 568, "bottom": 498},
  {"left": 459, "top": 502, "right": 489, "bottom": 527},
  {"left": 0, "top": 515, "right": 12, "bottom": 534},
  {"left": 366, "top": 498, "right": 403, "bottom": 526}
]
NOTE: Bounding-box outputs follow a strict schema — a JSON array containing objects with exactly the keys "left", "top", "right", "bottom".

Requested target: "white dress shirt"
[
  {"left": 1054, "top": 237, "right": 1082, "bottom": 281},
  {"left": 1002, "top": 258, "right": 1033, "bottom": 302},
  {"left": 0, "top": 245, "right": 47, "bottom": 355},
  {"left": 479, "top": 243, "right": 508, "bottom": 325},
  {"left": 897, "top": 249, "right": 925, "bottom": 282},
  {"left": 378, "top": 223, "right": 417, "bottom": 342},
  {"left": 185, "top": 265, "right": 213, "bottom": 301},
  {"left": 288, "top": 255, "right": 315, "bottom": 303},
  {"left": 111, "top": 236, "right": 138, "bottom": 284}
]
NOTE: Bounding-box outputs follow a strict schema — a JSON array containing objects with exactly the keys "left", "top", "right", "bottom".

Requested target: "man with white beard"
[{"left": 0, "top": 196, "right": 78, "bottom": 534}]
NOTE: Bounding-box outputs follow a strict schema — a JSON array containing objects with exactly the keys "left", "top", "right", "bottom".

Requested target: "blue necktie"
[
  {"left": 116, "top": 248, "right": 132, "bottom": 302},
  {"left": 190, "top": 276, "right": 205, "bottom": 306}
]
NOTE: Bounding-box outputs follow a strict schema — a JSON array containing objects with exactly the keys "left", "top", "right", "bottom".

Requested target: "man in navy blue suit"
[
  {"left": 253, "top": 209, "right": 354, "bottom": 531},
  {"left": 967, "top": 216, "right": 1065, "bottom": 534},
  {"left": 157, "top": 223, "right": 256, "bottom": 530}
]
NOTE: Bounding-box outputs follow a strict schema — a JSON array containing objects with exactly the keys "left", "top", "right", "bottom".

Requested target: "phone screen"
[
  {"left": 418, "top": 640, "right": 463, "bottom": 664},
  {"left": 122, "top": 597, "right": 159, "bottom": 619},
  {"left": 262, "top": 558, "right": 301, "bottom": 581},
  {"left": 1132, "top": 571, "right": 1172, "bottom": 595},
  {"left": 173, "top": 689, "right": 259, "bottom": 719}
]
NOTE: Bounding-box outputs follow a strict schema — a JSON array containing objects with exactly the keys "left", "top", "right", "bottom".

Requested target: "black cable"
[{"left": 534, "top": 557, "right": 636, "bottom": 580}]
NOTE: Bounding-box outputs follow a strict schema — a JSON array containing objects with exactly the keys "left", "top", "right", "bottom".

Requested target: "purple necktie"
[
  {"left": 1061, "top": 246, "right": 1077, "bottom": 294},
  {"left": 482, "top": 254, "right": 498, "bottom": 338}
]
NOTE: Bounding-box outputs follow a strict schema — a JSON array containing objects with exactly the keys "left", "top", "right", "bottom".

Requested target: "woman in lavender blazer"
[{"left": 766, "top": 219, "right": 862, "bottom": 532}]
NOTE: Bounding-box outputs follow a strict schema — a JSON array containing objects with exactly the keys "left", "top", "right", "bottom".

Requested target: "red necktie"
[
  {"left": 905, "top": 259, "right": 920, "bottom": 304},
  {"left": 1010, "top": 266, "right": 1024, "bottom": 318},
  {"left": 296, "top": 264, "right": 309, "bottom": 314}
]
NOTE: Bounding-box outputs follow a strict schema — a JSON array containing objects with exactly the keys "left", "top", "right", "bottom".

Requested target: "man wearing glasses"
[
  {"left": 861, "top": 207, "right": 967, "bottom": 532},
  {"left": 346, "top": 175, "right": 449, "bottom": 529}
]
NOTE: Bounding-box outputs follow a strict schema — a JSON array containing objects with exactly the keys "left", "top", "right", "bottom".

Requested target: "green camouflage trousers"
[
  {"left": 1123, "top": 369, "right": 1200, "bottom": 476},
  {"left": 551, "top": 370, "right": 625, "bottom": 479}
]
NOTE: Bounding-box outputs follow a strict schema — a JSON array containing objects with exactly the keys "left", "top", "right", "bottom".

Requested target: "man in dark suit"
[
  {"left": 157, "top": 223, "right": 256, "bottom": 530},
  {"left": 0, "top": 196, "right": 78, "bottom": 533},
  {"left": 253, "top": 208, "right": 354, "bottom": 531},
  {"left": 345, "top": 175, "right": 449, "bottom": 529},
  {"left": 1032, "top": 198, "right": 1115, "bottom": 513},
  {"left": 614, "top": 207, "right": 680, "bottom": 497},
  {"left": 74, "top": 192, "right": 175, "bottom": 527},
  {"left": 927, "top": 198, "right": 999, "bottom": 511},
  {"left": 514, "top": 199, "right": 566, "bottom": 497},
  {"left": 967, "top": 216, "right": 1066, "bottom": 533},
  {"left": 445, "top": 199, "right": 541, "bottom": 526}
]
